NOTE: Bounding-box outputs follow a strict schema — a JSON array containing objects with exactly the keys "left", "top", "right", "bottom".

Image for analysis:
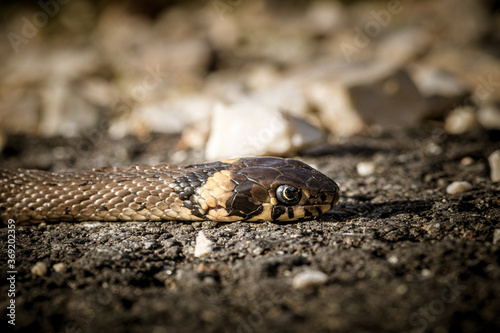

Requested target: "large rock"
[
  {"left": 409, "top": 65, "right": 469, "bottom": 119},
  {"left": 305, "top": 62, "right": 425, "bottom": 136},
  {"left": 205, "top": 103, "right": 323, "bottom": 160}
]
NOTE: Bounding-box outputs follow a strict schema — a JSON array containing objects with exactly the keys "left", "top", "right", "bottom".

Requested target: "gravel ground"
[{"left": 1, "top": 127, "right": 499, "bottom": 333}]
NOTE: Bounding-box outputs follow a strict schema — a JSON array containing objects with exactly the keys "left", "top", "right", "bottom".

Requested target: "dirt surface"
[{"left": 1, "top": 127, "right": 499, "bottom": 333}]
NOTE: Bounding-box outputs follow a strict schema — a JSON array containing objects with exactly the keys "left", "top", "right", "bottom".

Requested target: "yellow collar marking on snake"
[{"left": 0, "top": 157, "right": 340, "bottom": 225}]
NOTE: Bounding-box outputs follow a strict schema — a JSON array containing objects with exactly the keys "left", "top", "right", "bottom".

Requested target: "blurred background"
[{"left": 0, "top": 0, "right": 499, "bottom": 170}]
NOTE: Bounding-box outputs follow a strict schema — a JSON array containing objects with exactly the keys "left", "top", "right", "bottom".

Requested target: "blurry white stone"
[
  {"left": 250, "top": 79, "right": 309, "bottom": 117},
  {"left": 201, "top": 3, "right": 241, "bottom": 49},
  {"left": 357, "top": 161, "right": 376, "bottom": 177},
  {"left": 194, "top": 231, "right": 214, "bottom": 258},
  {"left": 477, "top": 104, "right": 500, "bottom": 130},
  {"left": 488, "top": 150, "right": 500, "bottom": 182},
  {"left": 244, "top": 64, "right": 282, "bottom": 92},
  {"left": 306, "top": 80, "right": 365, "bottom": 136},
  {"left": 305, "top": 62, "right": 425, "bottom": 136},
  {"left": 305, "top": 1, "right": 346, "bottom": 34},
  {"left": 461, "top": 157, "right": 474, "bottom": 166},
  {"left": 387, "top": 255, "right": 399, "bottom": 264},
  {"left": 108, "top": 117, "right": 133, "bottom": 139},
  {"left": 410, "top": 65, "right": 468, "bottom": 118},
  {"left": 0, "top": 44, "right": 100, "bottom": 139},
  {"left": 411, "top": 65, "right": 467, "bottom": 97},
  {"left": 126, "top": 95, "right": 214, "bottom": 137},
  {"left": 425, "top": 142, "right": 443, "bottom": 156},
  {"left": 31, "top": 262, "right": 48, "bottom": 277},
  {"left": 446, "top": 181, "right": 473, "bottom": 194},
  {"left": 205, "top": 103, "right": 322, "bottom": 160},
  {"left": 79, "top": 78, "right": 119, "bottom": 108},
  {"left": 53, "top": 263, "right": 67, "bottom": 274},
  {"left": 493, "top": 229, "right": 500, "bottom": 244},
  {"left": 39, "top": 81, "right": 66, "bottom": 137},
  {"left": 180, "top": 121, "right": 211, "bottom": 150},
  {"left": 203, "top": 70, "right": 247, "bottom": 104},
  {"left": 292, "top": 269, "right": 328, "bottom": 289},
  {"left": 444, "top": 107, "right": 478, "bottom": 134},
  {"left": 38, "top": 80, "right": 99, "bottom": 138},
  {"left": 421, "top": 269, "right": 433, "bottom": 278}
]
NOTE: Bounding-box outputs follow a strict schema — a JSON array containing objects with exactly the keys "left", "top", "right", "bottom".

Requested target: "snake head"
[{"left": 193, "top": 157, "right": 340, "bottom": 222}]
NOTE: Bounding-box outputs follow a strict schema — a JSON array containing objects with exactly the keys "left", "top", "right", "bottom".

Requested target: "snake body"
[{"left": 0, "top": 157, "right": 340, "bottom": 225}]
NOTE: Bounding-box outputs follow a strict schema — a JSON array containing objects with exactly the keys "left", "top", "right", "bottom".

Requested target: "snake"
[{"left": 0, "top": 157, "right": 340, "bottom": 225}]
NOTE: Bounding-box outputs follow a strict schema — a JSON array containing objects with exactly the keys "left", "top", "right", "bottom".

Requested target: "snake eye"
[{"left": 276, "top": 185, "right": 301, "bottom": 206}]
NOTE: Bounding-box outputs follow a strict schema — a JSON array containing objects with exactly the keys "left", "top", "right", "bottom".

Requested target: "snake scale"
[{"left": 0, "top": 157, "right": 340, "bottom": 225}]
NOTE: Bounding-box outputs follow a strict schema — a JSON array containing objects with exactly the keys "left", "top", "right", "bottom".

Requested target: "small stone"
[
  {"left": 446, "top": 181, "right": 473, "bottom": 194},
  {"left": 292, "top": 269, "right": 328, "bottom": 289},
  {"left": 356, "top": 161, "right": 376, "bottom": 177},
  {"left": 52, "top": 263, "right": 67, "bottom": 274},
  {"left": 425, "top": 142, "right": 443, "bottom": 155},
  {"left": 488, "top": 150, "right": 500, "bottom": 182},
  {"left": 143, "top": 241, "right": 155, "bottom": 250},
  {"left": 411, "top": 65, "right": 467, "bottom": 98},
  {"left": 409, "top": 65, "right": 468, "bottom": 119},
  {"left": 395, "top": 284, "right": 409, "bottom": 295},
  {"left": 444, "top": 106, "right": 478, "bottom": 134},
  {"left": 31, "top": 262, "right": 48, "bottom": 277},
  {"left": 461, "top": 157, "right": 474, "bottom": 166},
  {"left": 194, "top": 231, "right": 214, "bottom": 258},
  {"left": 477, "top": 104, "right": 500, "bottom": 130},
  {"left": 493, "top": 229, "right": 500, "bottom": 244},
  {"left": 421, "top": 269, "right": 433, "bottom": 278},
  {"left": 387, "top": 255, "right": 399, "bottom": 264}
]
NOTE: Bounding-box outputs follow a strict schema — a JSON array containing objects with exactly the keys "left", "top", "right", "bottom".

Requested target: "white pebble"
[
  {"left": 488, "top": 150, "right": 500, "bottom": 182},
  {"left": 460, "top": 156, "right": 474, "bottom": 166},
  {"left": 421, "top": 269, "right": 433, "bottom": 278},
  {"left": 31, "top": 262, "right": 48, "bottom": 276},
  {"left": 194, "top": 231, "right": 214, "bottom": 258},
  {"left": 205, "top": 103, "right": 322, "bottom": 160},
  {"left": 477, "top": 104, "right": 500, "bottom": 130},
  {"left": 444, "top": 106, "right": 477, "bottom": 134},
  {"left": 356, "top": 161, "right": 376, "bottom": 177},
  {"left": 387, "top": 255, "right": 399, "bottom": 264},
  {"left": 396, "top": 284, "right": 409, "bottom": 295},
  {"left": 53, "top": 263, "right": 67, "bottom": 274},
  {"left": 446, "top": 181, "right": 472, "bottom": 194},
  {"left": 292, "top": 269, "right": 328, "bottom": 289}
]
